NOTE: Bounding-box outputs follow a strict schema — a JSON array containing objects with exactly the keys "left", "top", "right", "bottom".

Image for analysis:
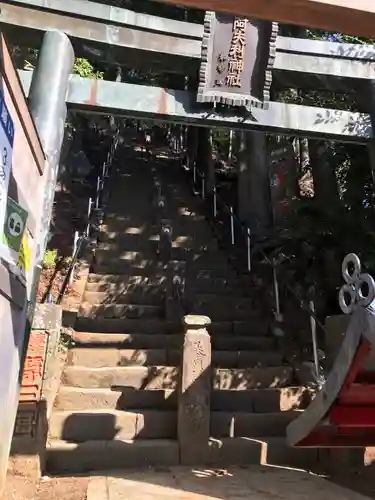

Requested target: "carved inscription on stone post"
[
  {"left": 198, "top": 12, "right": 278, "bottom": 108},
  {"left": 178, "top": 315, "right": 212, "bottom": 465}
]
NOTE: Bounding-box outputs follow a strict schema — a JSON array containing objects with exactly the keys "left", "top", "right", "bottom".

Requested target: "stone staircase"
[{"left": 46, "top": 149, "right": 316, "bottom": 473}]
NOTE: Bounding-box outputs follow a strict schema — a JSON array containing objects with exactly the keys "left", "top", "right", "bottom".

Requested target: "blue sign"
[
  {"left": 0, "top": 91, "right": 14, "bottom": 147},
  {"left": 0, "top": 89, "right": 15, "bottom": 265}
]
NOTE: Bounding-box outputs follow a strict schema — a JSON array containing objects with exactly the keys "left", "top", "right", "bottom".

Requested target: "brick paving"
[{"left": 87, "top": 466, "right": 371, "bottom": 500}]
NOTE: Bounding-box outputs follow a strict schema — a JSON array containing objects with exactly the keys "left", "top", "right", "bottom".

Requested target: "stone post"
[{"left": 178, "top": 315, "right": 212, "bottom": 465}]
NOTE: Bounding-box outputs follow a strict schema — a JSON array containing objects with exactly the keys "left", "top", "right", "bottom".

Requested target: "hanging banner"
[
  {"left": 197, "top": 13, "right": 278, "bottom": 108},
  {"left": 0, "top": 90, "right": 14, "bottom": 243}
]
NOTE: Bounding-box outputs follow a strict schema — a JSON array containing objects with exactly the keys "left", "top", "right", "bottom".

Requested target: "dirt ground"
[
  {"left": 5, "top": 468, "right": 375, "bottom": 500},
  {"left": 2, "top": 475, "right": 89, "bottom": 500}
]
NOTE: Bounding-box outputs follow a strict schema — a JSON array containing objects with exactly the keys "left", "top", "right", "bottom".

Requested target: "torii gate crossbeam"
[{"left": 156, "top": 0, "right": 375, "bottom": 39}]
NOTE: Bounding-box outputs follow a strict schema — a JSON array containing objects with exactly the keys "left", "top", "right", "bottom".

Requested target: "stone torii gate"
[
  {"left": 4, "top": 1, "right": 375, "bottom": 476},
  {"left": 6, "top": 0, "right": 375, "bottom": 237},
  {"left": 157, "top": 0, "right": 375, "bottom": 39}
]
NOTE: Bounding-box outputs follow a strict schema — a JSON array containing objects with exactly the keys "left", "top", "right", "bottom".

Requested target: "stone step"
[
  {"left": 86, "top": 274, "right": 167, "bottom": 287},
  {"left": 46, "top": 439, "right": 179, "bottom": 474},
  {"left": 62, "top": 365, "right": 292, "bottom": 390},
  {"left": 67, "top": 347, "right": 283, "bottom": 369},
  {"left": 82, "top": 289, "right": 164, "bottom": 307},
  {"left": 72, "top": 332, "right": 275, "bottom": 351},
  {"left": 207, "top": 321, "right": 270, "bottom": 336},
  {"left": 99, "top": 230, "right": 217, "bottom": 250},
  {"left": 75, "top": 317, "right": 269, "bottom": 337},
  {"left": 211, "top": 411, "right": 300, "bottom": 438},
  {"left": 212, "top": 351, "right": 283, "bottom": 368},
  {"left": 46, "top": 435, "right": 318, "bottom": 474},
  {"left": 72, "top": 332, "right": 175, "bottom": 349},
  {"left": 207, "top": 436, "right": 319, "bottom": 469},
  {"left": 85, "top": 274, "right": 247, "bottom": 295},
  {"left": 95, "top": 248, "right": 227, "bottom": 267},
  {"left": 190, "top": 298, "right": 257, "bottom": 322},
  {"left": 92, "top": 257, "right": 230, "bottom": 276},
  {"left": 101, "top": 217, "right": 210, "bottom": 232},
  {"left": 78, "top": 303, "right": 162, "bottom": 320},
  {"left": 191, "top": 294, "right": 254, "bottom": 308},
  {"left": 213, "top": 367, "right": 294, "bottom": 390},
  {"left": 100, "top": 226, "right": 215, "bottom": 244},
  {"left": 97, "top": 238, "right": 218, "bottom": 254},
  {"left": 212, "top": 388, "right": 310, "bottom": 413},
  {"left": 75, "top": 317, "right": 178, "bottom": 334},
  {"left": 62, "top": 366, "right": 178, "bottom": 390},
  {"left": 49, "top": 410, "right": 176, "bottom": 442},
  {"left": 55, "top": 387, "right": 177, "bottom": 411},
  {"left": 67, "top": 348, "right": 174, "bottom": 368}
]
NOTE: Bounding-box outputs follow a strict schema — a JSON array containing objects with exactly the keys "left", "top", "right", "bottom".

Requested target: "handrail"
[
  {"left": 173, "top": 143, "right": 326, "bottom": 386},
  {"left": 53, "top": 126, "right": 120, "bottom": 304}
]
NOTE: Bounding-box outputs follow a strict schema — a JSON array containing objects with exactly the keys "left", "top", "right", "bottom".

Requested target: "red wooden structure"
[{"left": 287, "top": 254, "right": 375, "bottom": 448}]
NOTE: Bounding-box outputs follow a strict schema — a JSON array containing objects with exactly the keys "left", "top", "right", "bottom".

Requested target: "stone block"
[{"left": 178, "top": 315, "right": 212, "bottom": 465}]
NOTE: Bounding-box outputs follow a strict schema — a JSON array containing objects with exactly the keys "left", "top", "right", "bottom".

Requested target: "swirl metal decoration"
[{"left": 339, "top": 253, "right": 375, "bottom": 315}]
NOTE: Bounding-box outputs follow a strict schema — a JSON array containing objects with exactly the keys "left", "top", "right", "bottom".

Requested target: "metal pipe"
[
  {"left": 229, "top": 129, "right": 234, "bottom": 160},
  {"left": 247, "top": 227, "right": 251, "bottom": 271},
  {"left": 69, "top": 230, "right": 79, "bottom": 285},
  {"left": 201, "top": 173, "right": 205, "bottom": 199},
  {"left": 193, "top": 161, "right": 197, "bottom": 184},
  {"left": 95, "top": 176, "right": 101, "bottom": 209},
  {"left": 230, "top": 206, "right": 235, "bottom": 245},
  {"left": 86, "top": 197, "right": 92, "bottom": 236},
  {"left": 213, "top": 186, "right": 217, "bottom": 217},
  {"left": 309, "top": 299, "right": 320, "bottom": 381},
  {"left": 273, "top": 261, "right": 282, "bottom": 322}
]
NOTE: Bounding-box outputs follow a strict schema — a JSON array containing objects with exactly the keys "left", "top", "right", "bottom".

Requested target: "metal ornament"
[{"left": 339, "top": 253, "right": 375, "bottom": 315}]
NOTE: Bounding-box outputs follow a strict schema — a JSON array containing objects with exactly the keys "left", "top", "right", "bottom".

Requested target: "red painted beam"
[
  {"left": 339, "top": 384, "right": 375, "bottom": 406},
  {"left": 298, "top": 430, "right": 375, "bottom": 447},
  {"left": 331, "top": 406, "right": 375, "bottom": 428}
]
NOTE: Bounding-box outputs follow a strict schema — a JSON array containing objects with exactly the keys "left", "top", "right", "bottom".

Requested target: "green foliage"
[
  {"left": 73, "top": 58, "right": 104, "bottom": 79},
  {"left": 43, "top": 249, "right": 57, "bottom": 269}
]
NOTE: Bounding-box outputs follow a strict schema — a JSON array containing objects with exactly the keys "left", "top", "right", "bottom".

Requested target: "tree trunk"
[{"left": 309, "top": 140, "right": 339, "bottom": 202}]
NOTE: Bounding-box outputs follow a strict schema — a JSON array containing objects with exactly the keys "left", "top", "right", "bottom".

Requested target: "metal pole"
[
  {"left": 309, "top": 299, "right": 320, "bottom": 381},
  {"left": 28, "top": 30, "right": 74, "bottom": 306},
  {"left": 193, "top": 161, "right": 197, "bottom": 184},
  {"left": 69, "top": 231, "right": 79, "bottom": 285},
  {"left": 201, "top": 174, "right": 205, "bottom": 199},
  {"left": 228, "top": 129, "right": 234, "bottom": 160},
  {"left": 96, "top": 176, "right": 101, "bottom": 209},
  {"left": 213, "top": 186, "right": 217, "bottom": 217},
  {"left": 86, "top": 197, "right": 92, "bottom": 236},
  {"left": 273, "top": 261, "right": 282, "bottom": 322},
  {"left": 247, "top": 227, "right": 251, "bottom": 271},
  {"left": 230, "top": 206, "right": 235, "bottom": 245}
]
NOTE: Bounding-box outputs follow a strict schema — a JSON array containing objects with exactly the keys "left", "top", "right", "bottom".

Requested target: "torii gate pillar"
[
  {"left": 237, "top": 131, "right": 272, "bottom": 238},
  {"left": 27, "top": 30, "right": 74, "bottom": 305}
]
